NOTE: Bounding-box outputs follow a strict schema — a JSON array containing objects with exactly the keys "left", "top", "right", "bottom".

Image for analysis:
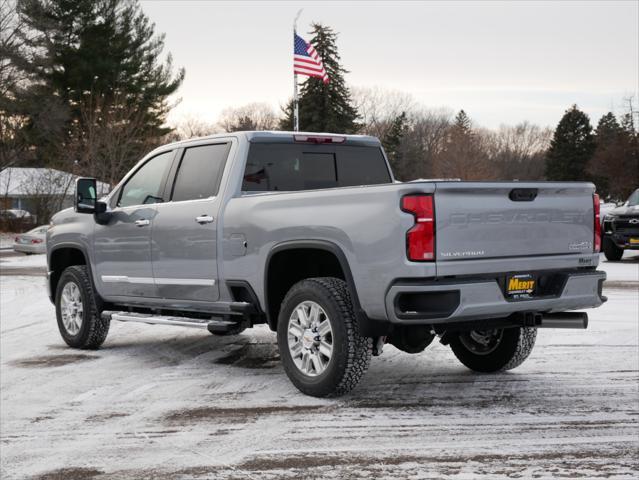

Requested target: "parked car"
[
  {"left": 13, "top": 225, "right": 48, "bottom": 254},
  {"left": 46, "top": 131, "right": 606, "bottom": 397},
  {"left": 601, "top": 188, "right": 639, "bottom": 261}
]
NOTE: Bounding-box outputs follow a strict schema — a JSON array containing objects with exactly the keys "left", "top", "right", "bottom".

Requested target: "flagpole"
[{"left": 293, "top": 9, "right": 303, "bottom": 132}]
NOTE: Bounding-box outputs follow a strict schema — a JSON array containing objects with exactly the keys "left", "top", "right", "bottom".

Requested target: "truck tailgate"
[{"left": 434, "top": 182, "right": 596, "bottom": 263}]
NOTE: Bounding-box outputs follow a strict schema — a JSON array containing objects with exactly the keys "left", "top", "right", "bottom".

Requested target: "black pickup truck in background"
[{"left": 602, "top": 188, "right": 639, "bottom": 261}]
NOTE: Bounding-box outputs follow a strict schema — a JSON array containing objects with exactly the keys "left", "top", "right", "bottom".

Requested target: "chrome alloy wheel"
[
  {"left": 287, "top": 301, "right": 333, "bottom": 377},
  {"left": 60, "top": 282, "right": 83, "bottom": 335},
  {"left": 459, "top": 329, "right": 504, "bottom": 355}
]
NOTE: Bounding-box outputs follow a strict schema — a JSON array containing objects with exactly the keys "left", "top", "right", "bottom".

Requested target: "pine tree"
[
  {"left": 280, "top": 23, "right": 359, "bottom": 133},
  {"left": 595, "top": 112, "right": 622, "bottom": 142},
  {"left": 453, "top": 110, "right": 472, "bottom": 135},
  {"left": 9, "top": 0, "right": 184, "bottom": 177},
  {"left": 545, "top": 105, "right": 595, "bottom": 181},
  {"left": 586, "top": 113, "right": 622, "bottom": 196},
  {"left": 433, "top": 110, "right": 488, "bottom": 180},
  {"left": 382, "top": 111, "right": 408, "bottom": 177}
]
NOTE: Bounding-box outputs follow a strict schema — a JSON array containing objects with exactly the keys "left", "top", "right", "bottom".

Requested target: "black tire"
[
  {"left": 603, "top": 237, "right": 624, "bottom": 261},
  {"left": 277, "top": 277, "right": 372, "bottom": 397},
  {"left": 449, "top": 327, "right": 536, "bottom": 373},
  {"left": 55, "top": 265, "right": 110, "bottom": 349}
]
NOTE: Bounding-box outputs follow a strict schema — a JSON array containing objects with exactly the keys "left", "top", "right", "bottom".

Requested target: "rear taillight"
[
  {"left": 593, "top": 193, "right": 601, "bottom": 252},
  {"left": 401, "top": 194, "right": 435, "bottom": 261},
  {"left": 31, "top": 239, "right": 43, "bottom": 244}
]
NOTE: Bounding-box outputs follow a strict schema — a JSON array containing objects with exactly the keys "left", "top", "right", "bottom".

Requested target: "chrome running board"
[{"left": 102, "top": 311, "right": 238, "bottom": 331}]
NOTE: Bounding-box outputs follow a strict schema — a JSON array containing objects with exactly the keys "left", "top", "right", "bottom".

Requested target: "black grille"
[
  {"left": 612, "top": 216, "right": 639, "bottom": 231},
  {"left": 614, "top": 227, "right": 639, "bottom": 235}
]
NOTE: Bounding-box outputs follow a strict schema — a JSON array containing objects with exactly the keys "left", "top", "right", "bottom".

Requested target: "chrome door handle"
[
  {"left": 195, "top": 215, "right": 214, "bottom": 224},
  {"left": 134, "top": 219, "right": 150, "bottom": 227}
]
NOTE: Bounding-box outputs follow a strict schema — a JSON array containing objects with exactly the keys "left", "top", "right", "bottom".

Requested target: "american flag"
[{"left": 294, "top": 33, "right": 329, "bottom": 84}]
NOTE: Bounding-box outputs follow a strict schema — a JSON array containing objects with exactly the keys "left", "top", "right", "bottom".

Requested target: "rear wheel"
[
  {"left": 277, "top": 277, "right": 372, "bottom": 397},
  {"left": 603, "top": 237, "right": 624, "bottom": 261},
  {"left": 55, "top": 265, "right": 110, "bottom": 349},
  {"left": 449, "top": 327, "right": 536, "bottom": 373}
]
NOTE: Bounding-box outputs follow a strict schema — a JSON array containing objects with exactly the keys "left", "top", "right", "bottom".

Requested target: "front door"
[
  {"left": 151, "top": 142, "right": 231, "bottom": 303},
  {"left": 94, "top": 150, "right": 175, "bottom": 298}
]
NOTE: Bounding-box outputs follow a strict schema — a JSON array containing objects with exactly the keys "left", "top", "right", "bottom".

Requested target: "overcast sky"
[{"left": 141, "top": 0, "right": 638, "bottom": 129}]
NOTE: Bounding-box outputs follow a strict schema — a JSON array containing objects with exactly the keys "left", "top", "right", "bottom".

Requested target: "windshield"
[{"left": 627, "top": 189, "right": 639, "bottom": 207}]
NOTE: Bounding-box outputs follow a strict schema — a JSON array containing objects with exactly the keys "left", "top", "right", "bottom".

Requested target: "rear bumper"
[
  {"left": 385, "top": 270, "right": 606, "bottom": 325},
  {"left": 606, "top": 233, "right": 639, "bottom": 249},
  {"left": 13, "top": 243, "right": 45, "bottom": 253}
]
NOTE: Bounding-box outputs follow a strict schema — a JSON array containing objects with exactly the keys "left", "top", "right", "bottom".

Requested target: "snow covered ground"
[
  {"left": 0, "top": 233, "right": 16, "bottom": 250},
  {"left": 1, "top": 255, "right": 637, "bottom": 479}
]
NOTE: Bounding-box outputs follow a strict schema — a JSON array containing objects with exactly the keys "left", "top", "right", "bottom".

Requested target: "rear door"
[
  {"left": 434, "top": 182, "right": 595, "bottom": 264},
  {"left": 150, "top": 141, "right": 231, "bottom": 302}
]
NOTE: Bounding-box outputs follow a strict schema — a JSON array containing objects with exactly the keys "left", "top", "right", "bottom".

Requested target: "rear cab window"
[
  {"left": 171, "top": 143, "right": 231, "bottom": 202},
  {"left": 242, "top": 143, "right": 391, "bottom": 192}
]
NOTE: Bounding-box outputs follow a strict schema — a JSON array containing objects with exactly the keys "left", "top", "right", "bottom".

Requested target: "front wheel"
[
  {"left": 55, "top": 265, "right": 110, "bottom": 349},
  {"left": 277, "top": 277, "right": 372, "bottom": 397},
  {"left": 449, "top": 327, "right": 537, "bottom": 373}
]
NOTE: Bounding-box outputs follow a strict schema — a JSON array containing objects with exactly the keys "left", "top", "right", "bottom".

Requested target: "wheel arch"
[
  {"left": 48, "top": 243, "right": 97, "bottom": 304},
  {"left": 263, "top": 240, "right": 364, "bottom": 331}
]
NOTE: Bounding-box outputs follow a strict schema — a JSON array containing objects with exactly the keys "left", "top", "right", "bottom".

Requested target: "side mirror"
[{"left": 75, "top": 177, "right": 98, "bottom": 213}]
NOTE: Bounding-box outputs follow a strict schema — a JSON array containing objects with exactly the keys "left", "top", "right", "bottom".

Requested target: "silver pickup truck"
[{"left": 47, "top": 131, "right": 607, "bottom": 397}]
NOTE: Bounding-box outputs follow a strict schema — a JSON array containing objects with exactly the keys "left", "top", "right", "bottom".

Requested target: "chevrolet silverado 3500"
[{"left": 47, "top": 131, "right": 607, "bottom": 397}]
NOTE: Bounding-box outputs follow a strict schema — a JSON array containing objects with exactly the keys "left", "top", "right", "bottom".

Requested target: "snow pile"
[
  {"left": 0, "top": 233, "right": 16, "bottom": 249},
  {"left": 0, "top": 252, "right": 47, "bottom": 269}
]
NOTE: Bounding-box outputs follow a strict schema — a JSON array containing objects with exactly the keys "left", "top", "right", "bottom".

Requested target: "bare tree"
[
  {"left": 399, "top": 108, "right": 452, "bottom": 180},
  {"left": 482, "top": 122, "right": 552, "bottom": 180},
  {"left": 0, "top": 0, "right": 29, "bottom": 171},
  {"left": 431, "top": 110, "right": 490, "bottom": 180},
  {"left": 353, "top": 86, "right": 417, "bottom": 138},
  {"left": 169, "top": 115, "right": 219, "bottom": 141},
  {"left": 218, "top": 102, "right": 277, "bottom": 132},
  {"left": 0, "top": 0, "right": 26, "bottom": 100},
  {"left": 22, "top": 168, "right": 74, "bottom": 223},
  {"left": 68, "top": 90, "right": 161, "bottom": 186}
]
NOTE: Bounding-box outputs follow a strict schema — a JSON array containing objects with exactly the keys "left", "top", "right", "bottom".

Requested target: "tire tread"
[
  {"left": 57, "top": 265, "right": 110, "bottom": 349},
  {"left": 278, "top": 277, "right": 372, "bottom": 397}
]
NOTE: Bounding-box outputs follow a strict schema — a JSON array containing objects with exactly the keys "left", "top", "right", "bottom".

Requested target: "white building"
[{"left": 0, "top": 167, "right": 110, "bottom": 217}]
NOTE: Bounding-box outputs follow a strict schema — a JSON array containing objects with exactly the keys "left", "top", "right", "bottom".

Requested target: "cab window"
[
  {"left": 171, "top": 143, "right": 231, "bottom": 202},
  {"left": 118, "top": 151, "right": 174, "bottom": 208}
]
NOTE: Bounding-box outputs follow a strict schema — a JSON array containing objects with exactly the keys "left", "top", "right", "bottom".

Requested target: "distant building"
[{"left": 0, "top": 167, "right": 110, "bottom": 220}]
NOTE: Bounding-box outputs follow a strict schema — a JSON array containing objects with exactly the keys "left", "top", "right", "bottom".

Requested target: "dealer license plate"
[{"left": 506, "top": 273, "right": 536, "bottom": 298}]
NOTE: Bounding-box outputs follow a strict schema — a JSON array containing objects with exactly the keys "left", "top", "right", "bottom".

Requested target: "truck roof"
[{"left": 160, "top": 131, "right": 382, "bottom": 150}]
